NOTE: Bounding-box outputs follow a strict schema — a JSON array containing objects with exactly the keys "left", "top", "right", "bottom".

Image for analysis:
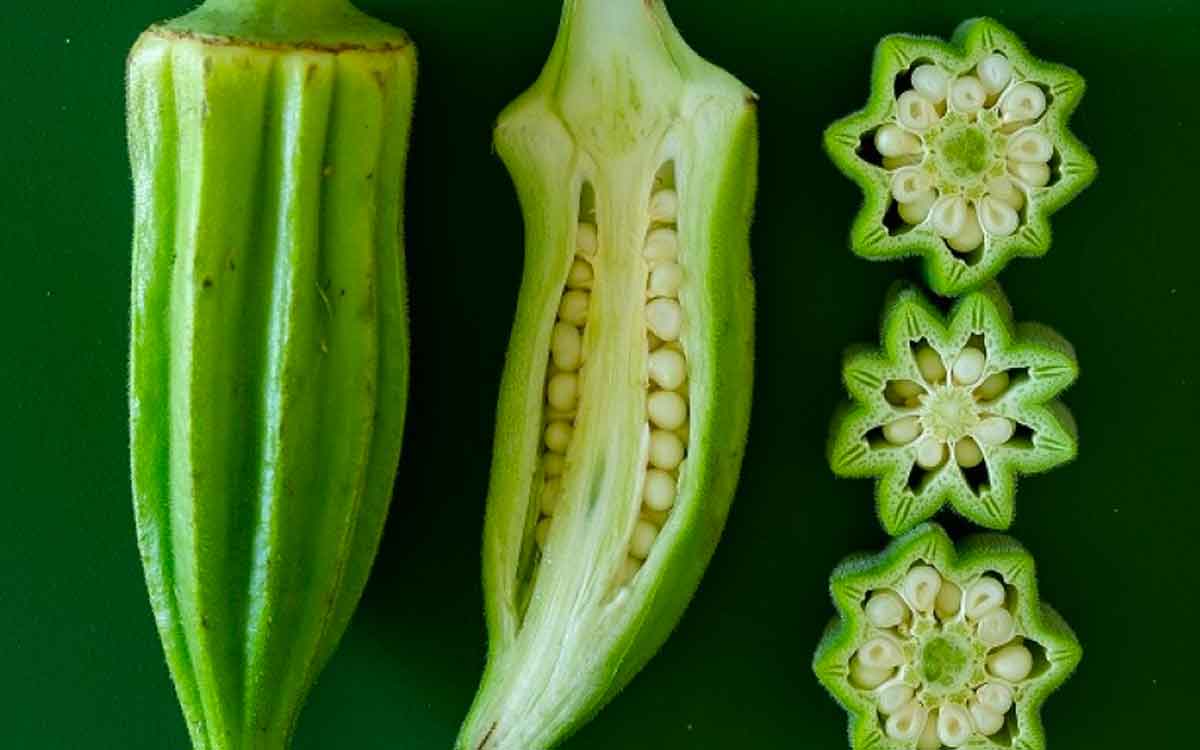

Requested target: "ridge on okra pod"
[
  {"left": 813, "top": 523, "right": 1081, "bottom": 750},
  {"left": 825, "top": 18, "right": 1097, "bottom": 296},
  {"left": 828, "top": 283, "right": 1078, "bottom": 536}
]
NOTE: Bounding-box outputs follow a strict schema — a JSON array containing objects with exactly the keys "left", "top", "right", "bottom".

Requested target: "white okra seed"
[
  {"left": 955, "top": 437, "right": 984, "bottom": 469},
  {"left": 551, "top": 321, "right": 583, "bottom": 371},
  {"left": 644, "top": 227, "right": 679, "bottom": 262},
  {"left": 965, "top": 577, "right": 1007, "bottom": 618},
  {"left": 544, "top": 421, "right": 573, "bottom": 454},
  {"left": 648, "top": 261, "right": 684, "bottom": 298},
  {"left": 541, "top": 478, "right": 561, "bottom": 515},
  {"left": 912, "top": 64, "right": 950, "bottom": 104},
  {"left": 986, "top": 175, "right": 1026, "bottom": 210},
  {"left": 935, "top": 579, "right": 962, "bottom": 619},
  {"left": 615, "top": 555, "right": 642, "bottom": 586},
  {"left": 903, "top": 565, "right": 942, "bottom": 612},
  {"left": 897, "top": 90, "right": 939, "bottom": 131},
  {"left": 558, "top": 289, "right": 590, "bottom": 327},
  {"left": 566, "top": 257, "right": 593, "bottom": 288},
  {"left": 979, "top": 195, "right": 1020, "bottom": 237},
  {"left": 875, "top": 124, "right": 924, "bottom": 158},
  {"left": 865, "top": 589, "right": 909, "bottom": 629},
  {"left": 630, "top": 519, "right": 659, "bottom": 559},
  {"left": 915, "top": 344, "right": 947, "bottom": 384},
  {"left": 547, "top": 372, "right": 579, "bottom": 412},
  {"left": 858, "top": 636, "right": 905, "bottom": 669},
  {"left": 970, "top": 700, "right": 1006, "bottom": 736},
  {"left": 977, "top": 682, "right": 1014, "bottom": 714},
  {"left": 647, "top": 390, "right": 688, "bottom": 431},
  {"left": 950, "top": 75, "right": 987, "bottom": 114},
  {"left": 976, "top": 416, "right": 1016, "bottom": 445},
  {"left": 987, "top": 643, "right": 1033, "bottom": 682},
  {"left": 978, "top": 52, "right": 1013, "bottom": 94},
  {"left": 646, "top": 298, "right": 683, "bottom": 341},
  {"left": 916, "top": 438, "right": 948, "bottom": 470},
  {"left": 648, "top": 429, "right": 685, "bottom": 470},
  {"left": 543, "top": 453, "right": 564, "bottom": 477},
  {"left": 1009, "top": 159, "right": 1051, "bottom": 187},
  {"left": 643, "top": 468, "right": 677, "bottom": 511},
  {"left": 576, "top": 222, "right": 598, "bottom": 256},
  {"left": 932, "top": 195, "right": 968, "bottom": 238},
  {"left": 977, "top": 607, "right": 1017, "bottom": 647},
  {"left": 649, "top": 188, "right": 679, "bottom": 224},
  {"left": 938, "top": 703, "right": 972, "bottom": 747},
  {"left": 535, "top": 518, "right": 552, "bottom": 548},
  {"left": 878, "top": 683, "right": 916, "bottom": 715},
  {"left": 947, "top": 204, "right": 984, "bottom": 253},
  {"left": 648, "top": 347, "right": 687, "bottom": 390},
  {"left": 891, "top": 167, "right": 934, "bottom": 203},
  {"left": 1001, "top": 82, "right": 1048, "bottom": 124},
  {"left": 850, "top": 656, "right": 893, "bottom": 690},
  {"left": 883, "top": 415, "right": 922, "bottom": 446},
  {"left": 976, "top": 371, "right": 1011, "bottom": 401},
  {"left": 898, "top": 190, "right": 937, "bottom": 225},
  {"left": 1007, "top": 130, "right": 1054, "bottom": 163},
  {"left": 952, "top": 347, "right": 987, "bottom": 385},
  {"left": 885, "top": 701, "right": 927, "bottom": 742},
  {"left": 917, "top": 708, "right": 940, "bottom": 750}
]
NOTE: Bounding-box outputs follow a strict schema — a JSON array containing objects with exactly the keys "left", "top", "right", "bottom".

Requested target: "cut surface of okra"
[{"left": 825, "top": 18, "right": 1096, "bottom": 296}]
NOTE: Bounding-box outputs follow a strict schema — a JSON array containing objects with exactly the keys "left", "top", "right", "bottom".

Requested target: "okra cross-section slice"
[
  {"left": 829, "top": 283, "right": 1077, "bottom": 535},
  {"left": 457, "top": 1, "right": 756, "bottom": 748},
  {"left": 825, "top": 18, "right": 1097, "bottom": 296},
  {"left": 813, "top": 523, "right": 1081, "bottom": 750}
]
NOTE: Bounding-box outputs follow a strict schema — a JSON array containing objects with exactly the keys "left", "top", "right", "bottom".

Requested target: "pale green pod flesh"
[
  {"left": 457, "top": 1, "right": 756, "bottom": 748},
  {"left": 127, "top": 1, "right": 414, "bottom": 746}
]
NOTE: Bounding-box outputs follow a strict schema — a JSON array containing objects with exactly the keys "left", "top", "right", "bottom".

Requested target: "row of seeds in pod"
[
  {"left": 852, "top": 566, "right": 1035, "bottom": 748},
  {"left": 881, "top": 341, "right": 1017, "bottom": 472}
]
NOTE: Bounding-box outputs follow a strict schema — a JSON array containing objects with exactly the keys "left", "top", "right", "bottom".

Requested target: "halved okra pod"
[
  {"left": 829, "top": 283, "right": 1078, "bottom": 535},
  {"left": 457, "top": 1, "right": 756, "bottom": 748},
  {"left": 826, "top": 18, "right": 1096, "bottom": 296},
  {"left": 127, "top": 1, "right": 415, "bottom": 746},
  {"left": 813, "top": 523, "right": 1081, "bottom": 750}
]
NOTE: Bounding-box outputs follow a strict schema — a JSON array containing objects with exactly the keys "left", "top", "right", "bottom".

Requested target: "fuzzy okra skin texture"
[
  {"left": 825, "top": 18, "right": 1097, "bottom": 297},
  {"left": 813, "top": 523, "right": 1081, "bottom": 750},
  {"left": 457, "top": 1, "right": 757, "bottom": 748},
  {"left": 127, "top": 1, "right": 415, "bottom": 747},
  {"left": 828, "top": 283, "right": 1078, "bottom": 536}
]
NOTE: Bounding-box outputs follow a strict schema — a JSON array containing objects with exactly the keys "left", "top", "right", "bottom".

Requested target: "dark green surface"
[{"left": 1, "top": 0, "right": 1196, "bottom": 747}]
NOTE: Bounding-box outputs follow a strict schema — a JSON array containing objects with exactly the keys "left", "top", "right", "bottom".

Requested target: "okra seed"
[
  {"left": 975, "top": 416, "right": 1016, "bottom": 445},
  {"left": 952, "top": 347, "right": 986, "bottom": 385},
  {"left": 648, "top": 261, "right": 684, "bottom": 298},
  {"left": 964, "top": 577, "right": 1006, "bottom": 619},
  {"left": 886, "top": 378, "right": 925, "bottom": 404},
  {"left": 866, "top": 589, "right": 909, "bottom": 629},
  {"left": 937, "top": 702, "right": 972, "bottom": 747},
  {"left": 643, "top": 468, "right": 677, "bottom": 511},
  {"left": 917, "top": 709, "right": 941, "bottom": 750},
  {"left": 850, "top": 656, "right": 893, "bottom": 690},
  {"left": 1000, "top": 82, "right": 1047, "bottom": 124},
  {"left": 551, "top": 322, "right": 583, "bottom": 370},
  {"left": 916, "top": 438, "right": 948, "bottom": 469},
  {"left": 950, "top": 76, "right": 987, "bottom": 114},
  {"left": 969, "top": 700, "right": 1005, "bottom": 736},
  {"left": 545, "top": 421, "right": 573, "bottom": 454},
  {"left": 543, "top": 453, "right": 564, "bottom": 477},
  {"left": 976, "top": 607, "right": 1017, "bottom": 647},
  {"left": 912, "top": 64, "right": 950, "bottom": 104},
  {"left": 576, "top": 222, "right": 598, "bottom": 256},
  {"left": 877, "top": 683, "right": 915, "bottom": 715},
  {"left": 935, "top": 579, "right": 962, "bottom": 620},
  {"left": 898, "top": 190, "right": 937, "bottom": 225},
  {"left": 977, "top": 682, "right": 1014, "bottom": 714},
  {"left": 630, "top": 519, "right": 658, "bottom": 560},
  {"left": 644, "top": 227, "right": 679, "bottom": 261},
  {"left": 954, "top": 437, "right": 984, "bottom": 469},
  {"left": 915, "top": 344, "right": 947, "bottom": 384},
  {"left": 647, "top": 390, "right": 688, "bottom": 430},
  {"left": 615, "top": 556, "right": 642, "bottom": 587},
  {"left": 648, "top": 347, "right": 687, "bottom": 390},
  {"left": 547, "top": 372, "right": 579, "bottom": 412},
  {"left": 931, "top": 195, "right": 967, "bottom": 238},
  {"left": 883, "top": 416, "right": 923, "bottom": 446},
  {"left": 646, "top": 298, "right": 683, "bottom": 341},
  {"left": 535, "top": 518, "right": 551, "bottom": 548},
  {"left": 977, "top": 53, "right": 1013, "bottom": 95},
  {"left": 566, "top": 258, "right": 593, "bottom": 288},
  {"left": 947, "top": 204, "right": 983, "bottom": 253},
  {"left": 986, "top": 175, "right": 1026, "bottom": 210},
  {"left": 1007, "top": 130, "right": 1053, "bottom": 163},
  {"left": 558, "top": 290, "right": 590, "bottom": 326},
  {"left": 649, "top": 189, "right": 679, "bottom": 224},
  {"left": 648, "top": 429, "right": 685, "bottom": 471},
  {"left": 541, "top": 479, "right": 561, "bottom": 515},
  {"left": 891, "top": 167, "right": 934, "bottom": 203},
  {"left": 903, "top": 565, "right": 942, "bottom": 612},
  {"left": 979, "top": 195, "right": 1019, "bottom": 237},
  {"left": 987, "top": 643, "right": 1033, "bottom": 682},
  {"left": 898, "top": 90, "right": 939, "bottom": 132},
  {"left": 885, "top": 701, "right": 927, "bottom": 742},
  {"left": 1009, "top": 160, "right": 1051, "bottom": 187},
  {"left": 859, "top": 636, "right": 905, "bottom": 669},
  {"left": 876, "top": 124, "right": 924, "bottom": 158},
  {"left": 975, "top": 371, "right": 1010, "bottom": 401}
]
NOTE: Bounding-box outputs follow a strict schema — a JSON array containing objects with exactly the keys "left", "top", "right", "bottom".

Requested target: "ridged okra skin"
[
  {"left": 825, "top": 18, "right": 1096, "bottom": 296},
  {"left": 813, "top": 524, "right": 1081, "bottom": 750},
  {"left": 458, "top": 1, "right": 756, "bottom": 748},
  {"left": 126, "top": 1, "right": 415, "bottom": 746},
  {"left": 828, "top": 283, "right": 1078, "bottom": 535}
]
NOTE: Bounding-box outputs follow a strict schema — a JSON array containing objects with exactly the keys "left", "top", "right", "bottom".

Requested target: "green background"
[{"left": 2, "top": 0, "right": 1196, "bottom": 747}]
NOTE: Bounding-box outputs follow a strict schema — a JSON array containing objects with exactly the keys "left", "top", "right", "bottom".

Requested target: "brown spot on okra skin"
[{"left": 150, "top": 26, "right": 412, "bottom": 54}]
